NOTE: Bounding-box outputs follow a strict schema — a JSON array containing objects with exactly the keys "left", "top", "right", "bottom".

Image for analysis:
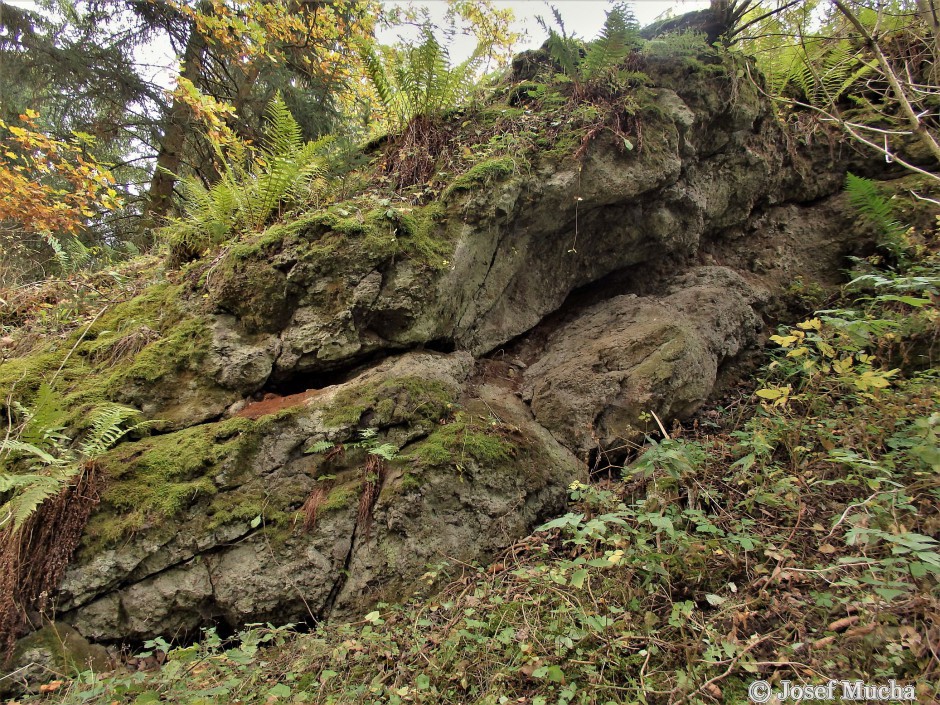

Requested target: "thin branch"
[{"left": 832, "top": 0, "right": 940, "bottom": 164}]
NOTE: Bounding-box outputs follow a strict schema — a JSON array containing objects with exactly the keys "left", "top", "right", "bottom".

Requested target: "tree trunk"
[{"left": 143, "top": 19, "right": 207, "bottom": 227}]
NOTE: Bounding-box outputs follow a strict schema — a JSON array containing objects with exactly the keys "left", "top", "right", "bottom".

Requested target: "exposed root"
[
  {"left": 382, "top": 115, "right": 452, "bottom": 190},
  {"left": 301, "top": 487, "right": 327, "bottom": 532}
]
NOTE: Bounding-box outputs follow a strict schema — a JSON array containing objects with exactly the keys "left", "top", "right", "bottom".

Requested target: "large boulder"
[
  {"left": 1, "top": 44, "right": 875, "bottom": 666},
  {"left": 523, "top": 267, "right": 762, "bottom": 457},
  {"left": 55, "top": 352, "right": 579, "bottom": 641}
]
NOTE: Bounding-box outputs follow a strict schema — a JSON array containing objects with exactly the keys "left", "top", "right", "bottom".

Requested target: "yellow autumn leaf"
[
  {"left": 833, "top": 357, "right": 854, "bottom": 374},
  {"left": 769, "top": 334, "right": 799, "bottom": 348}
]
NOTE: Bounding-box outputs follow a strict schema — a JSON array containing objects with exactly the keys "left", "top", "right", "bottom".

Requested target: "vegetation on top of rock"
[{"left": 160, "top": 97, "right": 338, "bottom": 265}]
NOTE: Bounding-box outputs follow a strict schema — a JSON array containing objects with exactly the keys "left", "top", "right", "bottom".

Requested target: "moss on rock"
[
  {"left": 0, "top": 282, "right": 212, "bottom": 418},
  {"left": 321, "top": 375, "right": 457, "bottom": 429},
  {"left": 409, "top": 412, "right": 513, "bottom": 469},
  {"left": 212, "top": 257, "right": 291, "bottom": 333},
  {"left": 84, "top": 417, "right": 259, "bottom": 549},
  {"left": 443, "top": 156, "right": 516, "bottom": 199}
]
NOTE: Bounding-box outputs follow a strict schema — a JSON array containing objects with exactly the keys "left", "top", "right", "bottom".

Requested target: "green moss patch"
[
  {"left": 321, "top": 482, "right": 360, "bottom": 512},
  {"left": 443, "top": 156, "right": 516, "bottom": 199},
  {"left": 84, "top": 417, "right": 258, "bottom": 549},
  {"left": 0, "top": 282, "right": 211, "bottom": 416},
  {"left": 409, "top": 412, "right": 514, "bottom": 469},
  {"left": 212, "top": 257, "right": 291, "bottom": 333},
  {"left": 321, "top": 376, "right": 457, "bottom": 429}
]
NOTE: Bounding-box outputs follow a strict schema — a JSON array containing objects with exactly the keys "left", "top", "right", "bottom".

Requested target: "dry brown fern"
[{"left": 0, "top": 462, "right": 101, "bottom": 664}]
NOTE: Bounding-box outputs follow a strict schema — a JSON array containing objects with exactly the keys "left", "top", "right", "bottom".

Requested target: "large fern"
[
  {"left": 844, "top": 172, "right": 908, "bottom": 248},
  {"left": 0, "top": 387, "right": 152, "bottom": 531},
  {"left": 582, "top": 2, "right": 640, "bottom": 83},
  {"left": 538, "top": 2, "right": 639, "bottom": 91},
  {"left": 537, "top": 7, "right": 582, "bottom": 80},
  {"left": 160, "top": 95, "right": 334, "bottom": 260},
  {"left": 360, "top": 28, "right": 483, "bottom": 131}
]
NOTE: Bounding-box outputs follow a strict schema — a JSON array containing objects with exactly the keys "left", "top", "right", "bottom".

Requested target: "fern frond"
[
  {"left": 361, "top": 28, "right": 482, "bottom": 130},
  {"left": 305, "top": 440, "right": 334, "bottom": 455},
  {"left": 358, "top": 428, "right": 379, "bottom": 442},
  {"left": 78, "top": 403, "right": 150, "bottom": 458},
  {"left": 582, "top": 2, "right": 638, "bottom": 83},
  {"left": 544, "top": 29, "right": 582, "bottom": 78},
  {"left": 368, "top": 443, "right": 400, "bottom": 461},
  {"left": 0, "top": 470, "right": 77, "bottom": 531},
  {"left": 17, "top": 382, "right": 68, "bottom": 448},
  {"left": 845, "top": 173, "right": 907, "bottom": 244},
  {"left": 261, "top": 94, "right": 303, "bottom": 161},
  {"left": 0, "top": 439, "right": 64, "bottom": 466}
]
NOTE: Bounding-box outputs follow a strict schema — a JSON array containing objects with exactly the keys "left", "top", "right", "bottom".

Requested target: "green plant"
[
  {"left": 761, "top": 37, "right": 871, "bottom": 108},
  {"left": 304, "top": 429, "right": 399, "bottom": 534},
  {"left": 160, "top": 96, "right": 334, "bottom": 262},
  {"left": 360, "top": 28, "right": 484, "bottom": 132},
  {"left": 844, "top": 173, "right": 910, "bottom": 255},
  {"left": 538, "top": 1, "right": 641, "bottom": 95},
  {"left": 0, "top": 383, "right": 153, "bottom": 662},
  {"left": 0, "top": 384, "right": 151, "bottom": 531}
]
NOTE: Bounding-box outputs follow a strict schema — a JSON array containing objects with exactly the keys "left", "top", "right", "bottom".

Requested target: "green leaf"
[
  {"left": 268, "top": 683, "right": 291, "bottom": 698},
  {"left": 873, "top": 586, "right": 908, "bottom": 601},
  {"left": 570, "top": 569, "right": 588, "bottom": 589},
  {"left": 305, "top": 440, "right": 333, "bottom": 454},
  {"left": 416, "top": 674, "right": 431, "bottom": 690}
]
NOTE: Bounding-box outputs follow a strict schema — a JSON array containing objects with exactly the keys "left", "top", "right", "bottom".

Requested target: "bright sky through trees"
[{"left": 380, "top": 1, "right": 710, "bottom": 60}]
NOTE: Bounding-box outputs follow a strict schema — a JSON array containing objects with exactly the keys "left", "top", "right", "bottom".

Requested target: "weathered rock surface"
[
  {"left": 56, "top": 352, "right": 577, "bottom": 641},
  {"left": 523, "top": 267, "right": 762, "bottom": 457},
  {"left": 184, "top": 57, "right": 849, "bottom": 404},
  {"left": 1, "top": 623, "right": 111, "bottom": 697},
  {"left": 2, "top": 45, "right": 875, "bottom": 666}
]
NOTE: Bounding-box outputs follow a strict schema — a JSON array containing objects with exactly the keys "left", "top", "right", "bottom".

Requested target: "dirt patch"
[{"left": 236, "top": 388, "right": 327, "bottom": 420}]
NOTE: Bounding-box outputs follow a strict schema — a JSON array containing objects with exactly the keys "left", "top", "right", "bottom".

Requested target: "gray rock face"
[
  {"left": 56, "top": 351, "right": 577, "bottom": 642},
  {"left": 187, "top": 72, "right": 846, "bottom": 399},
  {"left": 523, "top": 267, "right": 762, "bottom": 457},
  {"left": 1, "top": 623, "right": 112, "bottom": 698},
  {"left": 10, "top": 48, "right": 871, "bottom": 662}
]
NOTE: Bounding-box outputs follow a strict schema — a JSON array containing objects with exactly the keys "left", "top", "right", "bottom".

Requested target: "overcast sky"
[
  {"left": 379, "top": 1, "right": 711, "bottom": 59},
  {"left": 5, "top": 0, "right": 711, "bottom": 86}
]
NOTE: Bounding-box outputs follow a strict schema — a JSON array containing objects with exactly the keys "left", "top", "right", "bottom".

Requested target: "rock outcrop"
[{"left": 1, "top": 45, "right": 872, "bottom": 672}]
